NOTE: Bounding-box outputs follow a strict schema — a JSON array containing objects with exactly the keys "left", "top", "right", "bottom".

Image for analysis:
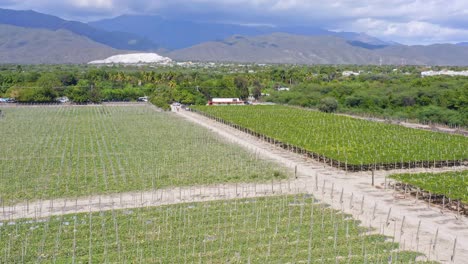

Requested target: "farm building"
[
  {"left": 421, "top": 70, "right": 468, "bottom": 77},
  {"left": 208, "top": 98, "right": 244, "bottom": 105}
]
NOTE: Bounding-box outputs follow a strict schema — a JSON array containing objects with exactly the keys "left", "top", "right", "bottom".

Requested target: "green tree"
[
  {"left": 318, "top": 97, "right": 338, "bottom": 113},
  {"left": 234, "top": 76, "right": 249, "bottom": 100},
  {"left": 66, "top": 87, "right": 89, "bottom": 103},
  {"left": 37, "top": 73, "right": 61, "bottom": 90},
  {"left": 252, "top": 80, "right": 263, "bottom": 100}
]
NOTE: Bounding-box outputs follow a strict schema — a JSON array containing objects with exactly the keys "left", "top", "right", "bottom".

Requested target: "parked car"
[
  {"left": 56, "top": 97, "right": 69, "bottom": 103},
  {"left": 0, "top": 98, "right": 16, "bottom": 103}
]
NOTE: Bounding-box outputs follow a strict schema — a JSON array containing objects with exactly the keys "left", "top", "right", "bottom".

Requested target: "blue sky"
[{"left": 1, "top": 0, "right": 468, "bottom": 45}]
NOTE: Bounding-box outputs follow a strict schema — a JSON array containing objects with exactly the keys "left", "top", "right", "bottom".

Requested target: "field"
[
  {"left": 193, "top": 105, "right": 467, "bottom": 170},
  {"left": 0, "top": 104, "right": 461, "bottom": 263},
  {"left": 0, "top": 105, "right": 287, "bottom": 205},
  {"left": 0, "top": 195, "right": 426, "bottom": 263},
  {"left": 391, "top": 170, "right": 468, "bottom": 203}
]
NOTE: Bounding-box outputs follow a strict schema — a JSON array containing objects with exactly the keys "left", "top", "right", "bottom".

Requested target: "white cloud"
[
  {"left": 348, "top": 18, "right": 468, "bottom": 44},
  {"left": 72, "top": 0, "right": 113, "bottom": 9}
]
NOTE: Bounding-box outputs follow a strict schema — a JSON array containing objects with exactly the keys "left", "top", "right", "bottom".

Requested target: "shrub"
[{"left": 318, "top": 97, "right": 338, "bottom": 113}]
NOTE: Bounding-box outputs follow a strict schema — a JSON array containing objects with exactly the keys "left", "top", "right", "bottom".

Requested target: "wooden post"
[
  {"left": 315, "top": 174, "right": 318, "bottom": 191},
  {"left": 360, "top": 196, "right": 365, "bottom": 215},
  {"left": 339, "top": 188, "right": 344, "bottom": 204},
  {"left": 433, "top": 228, "right": 439, "bottom": 251},
  {"left": 400, "top": 216, "right": 405, "bottom": 237},
  {"left": 385, "top": 207, "right": 392, "bottom": 227},
  {"left": 442, "top": 196, "right": 445, "bottom": 212},
  {"left": 451, "top": 237, "right": 457, "bottom": 263},
  {"left": 416, "top": 220, "right": 421, "bottom": 251},
  {"left": 372, "top": 203, "right": 377, "bottom": 220}
]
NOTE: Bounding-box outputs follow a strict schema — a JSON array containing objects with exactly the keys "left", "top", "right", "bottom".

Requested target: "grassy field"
[
  {"left": 193, "top": 105, "right": 467, "bottom": 166},
  {"left": 391, "top": 170, "right": 468, "bottom": 203},
  {"left": 0, "top": 105, "right": 288, "bottom": 204},
  {"left": 0, "top": 195, "right": 426, "bottom": 263}
]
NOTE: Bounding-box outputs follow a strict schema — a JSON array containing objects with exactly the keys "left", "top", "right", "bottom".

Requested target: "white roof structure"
[
  {"left": 89, "top": 53, "right": 172, "bottom": 65},
  {"left": 421, "top": 70, "right": 468, "bottom": 77},
  {"left": 212, "top": 98, "right": 242, "bottom": 103},
  {"left": 342, "top": 71, "right": 360, "bottom": 77}
]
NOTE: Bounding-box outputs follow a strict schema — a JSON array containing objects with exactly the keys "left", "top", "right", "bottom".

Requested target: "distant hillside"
[
  {"left": 0, "top": 8, "right": 158, "bottom": 51},
  {"left": 169, "top": 34, "right": 400, "bottom": 64},
  {"left": 457, "top": 42, "right": 468, "bottom": 46},
  {"left": 0, "top": 25, "right": 127, "bottom": 64},
  {"left": 376, "top": 44, "right": 468, "bottom": 66},
  {"left": 169, "top": 33, "right": 468, "bottom": 66},
  {"left": 90, "top": 14, "right": 392, "bottom": 50}
]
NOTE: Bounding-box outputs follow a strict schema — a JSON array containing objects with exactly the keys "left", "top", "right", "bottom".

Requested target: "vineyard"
[
  {"left": 0, "top": 195, "right": 426, "bottom": 263},
  {"left": 0, "top": 103, "right": 465, "bottom": 263},
  {"left": 390, "top": 170, "right": 468, "bottom": 215},
  {"left": 192, "top": 105, "right": 468, "bottom": 171},
  {"left": 0, "top": 105, "right": 287, "bottom": 205}
]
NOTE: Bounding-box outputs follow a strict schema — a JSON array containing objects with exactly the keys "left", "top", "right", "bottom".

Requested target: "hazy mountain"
[
  {"left": 0, "top": 8, "right": 158, "bottom": 51},
  {"left": 90, "top": 14, "right": 392, "bottom": 50},
  {"left": 375, "top": 44, "right": 468, "bottom": 66},
  {"left": 169, "top": 33, "right": 468, "bottom": 66},
  {"left": 457, "top": 42, "right": 468, "bottom": 46},
  {"left": 0, "top": 24, "right": 127, "bottom": 64},
  {"left": 169, "top": 34, "right": 396, "bottom": 64}
]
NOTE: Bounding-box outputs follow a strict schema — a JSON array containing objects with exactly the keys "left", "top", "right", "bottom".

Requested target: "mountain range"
[
  {"left": 0, "top": 24, "right": 127, "bottom": 64},
  {"left": 0, "top": 8, "right": 157, "bottom": 51},
  {"left": 169, "top": 34, "right": 468, "bottom": 66},
  {"left": 89, "top": 14, "right": 392, "bottom": 50},
  {"left": 1, "top": 8, "right": 468, "bottom": 65}
]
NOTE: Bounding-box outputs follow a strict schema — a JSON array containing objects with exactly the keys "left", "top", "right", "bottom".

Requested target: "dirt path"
[{"left": 1, "top": 108, "right": 467, "bottom": 263}]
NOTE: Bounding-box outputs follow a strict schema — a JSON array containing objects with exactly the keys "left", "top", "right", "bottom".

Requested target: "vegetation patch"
[
  {"left": 192, "top": 105, "right": 467, "bottom": 170},
  {"left": 0, "top": 195, "right": 427, "bottom": 263},
  {"left": 0, "top": 105, "right": 288, "bottom": 205},
  {"left": 390, "top": 170, "right": 468, "bottom": 204}
]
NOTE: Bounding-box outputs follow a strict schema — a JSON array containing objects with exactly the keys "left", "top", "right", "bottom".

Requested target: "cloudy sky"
[{"left": 1, "top": 0, "right": 468, "bottom": 44}]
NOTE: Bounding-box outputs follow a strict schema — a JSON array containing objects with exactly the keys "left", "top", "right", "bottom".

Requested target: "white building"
[
  {"left": 277, "top": 87, "right": 290, "bottom": 91},
  {"left": 208, "top": 98, "right": 244, "bottom": 105},
  {"left": 421, "top": 70, "right": 468, "bottom": 77},
  {"left": 342, "top": 71, "right": 360, "bottom": 77}
]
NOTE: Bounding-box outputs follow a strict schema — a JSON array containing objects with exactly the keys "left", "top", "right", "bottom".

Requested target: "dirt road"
[{"left": 1, "top": 108, "right": 467, "bottom": 263}]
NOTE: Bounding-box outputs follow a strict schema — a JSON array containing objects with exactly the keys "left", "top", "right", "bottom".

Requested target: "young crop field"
[
  {"left": 193, "top": 105, "right": 467, "bottom": 170},
  {"left": 390, "top": 170, "right": 468, "bottom": 204},
  {"left": 0, "top": 105, "right": 288, "bottom": 205},
  {"left": 0, "top": 195, "right": 427, "bottom": 263}
]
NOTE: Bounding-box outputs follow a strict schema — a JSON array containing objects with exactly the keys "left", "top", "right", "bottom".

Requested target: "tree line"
[{"left": 0, "top": 64, "right": 466, "bottom": 126}]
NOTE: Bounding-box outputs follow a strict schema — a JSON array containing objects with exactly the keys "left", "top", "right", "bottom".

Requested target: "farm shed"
[{"left": 208, "top": 98, "right": 244, "bottom": 105}]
